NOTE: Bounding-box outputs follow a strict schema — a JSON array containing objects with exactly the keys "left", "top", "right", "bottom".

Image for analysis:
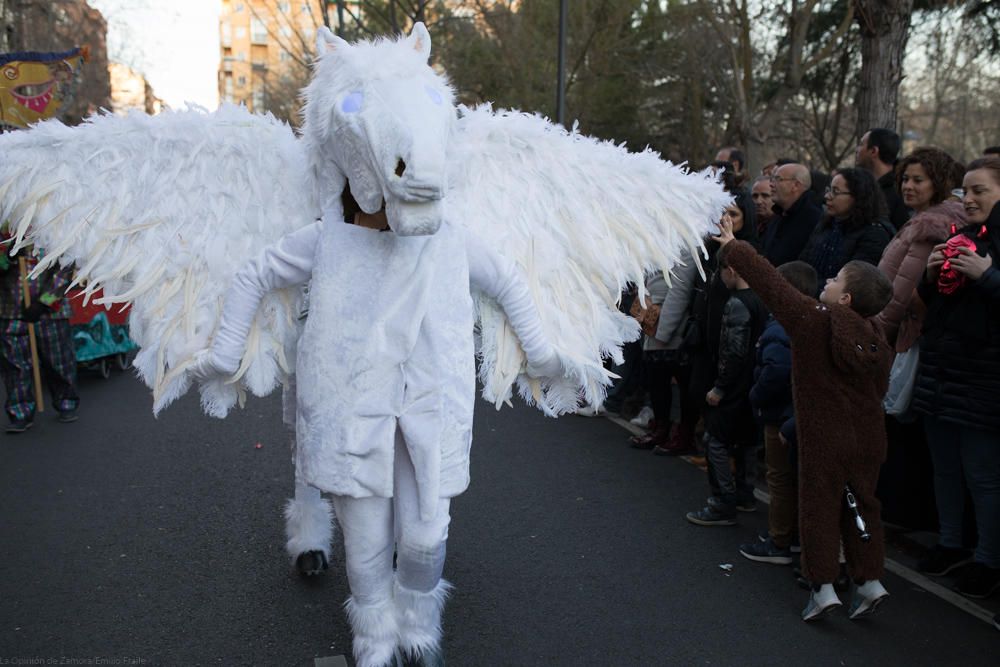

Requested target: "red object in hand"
[{"left": 938, "top": 235, "right": 979, "bottom": 295}]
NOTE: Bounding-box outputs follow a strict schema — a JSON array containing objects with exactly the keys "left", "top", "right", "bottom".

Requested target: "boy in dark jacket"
[
  {"left": 685, "top": 246, "right": 767, "bottom": 526},
  {"left": 715, "top": 220, "right": 894, "bottom": 622},
  {"left": 740, "top": 261, "right": 817, "bottom": 565}
]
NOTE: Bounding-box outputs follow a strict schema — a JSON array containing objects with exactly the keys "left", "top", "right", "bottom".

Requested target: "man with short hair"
[
  {"left": 984, "top": 146, "right": 1000, "bottom": 159},
  {"left": 856, "top": 128, "right": 908, "bottom": 231},
  {"left": 763, "top": 163, "right": 822, "bottom": 267},
  {"left": 751, "top": 177, "right": 775, "bottom": 237}
]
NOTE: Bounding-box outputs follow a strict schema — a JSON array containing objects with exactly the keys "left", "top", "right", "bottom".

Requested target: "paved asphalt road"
[{"left": 1, "top": 369, "right": 996, "bottom": 666}]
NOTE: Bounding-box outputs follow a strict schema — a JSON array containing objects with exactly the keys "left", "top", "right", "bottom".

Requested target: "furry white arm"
[
  {"left": 199, "top": 221, "right": 321, "bottom": 378},
  {"left": 466, "top": 232, "right": 562, "bottom": 378}
]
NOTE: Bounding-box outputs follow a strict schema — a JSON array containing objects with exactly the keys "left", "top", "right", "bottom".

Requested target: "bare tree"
[{"left": 853, "top": 0, "right": 914, "bottom": 137}]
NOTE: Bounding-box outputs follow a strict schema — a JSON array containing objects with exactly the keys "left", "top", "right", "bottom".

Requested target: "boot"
[
  {"left": 284, "top": 490, "right": 335, "bottom": 576},
  {"left": 395, "top": 579, "right": 451, "bottom": 666},
  {"left": 653, "top": 422, "right": 696, "bottom": 456},
  {"left": 346, "top": 596, "right": 399, "bottom": 667}
]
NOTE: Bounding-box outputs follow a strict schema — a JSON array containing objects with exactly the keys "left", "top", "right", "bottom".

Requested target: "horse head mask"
[{"left": 302, "top": 23, "right": 454, "bottom": 236}]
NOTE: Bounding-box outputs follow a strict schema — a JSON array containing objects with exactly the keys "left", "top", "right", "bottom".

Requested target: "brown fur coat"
[{"left": 726, "top": 241, "right": 894, "bottom": 583}]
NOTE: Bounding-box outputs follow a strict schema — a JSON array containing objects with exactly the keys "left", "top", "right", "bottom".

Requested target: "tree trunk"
[{"left": 854, "top": 0, "right": 914, "bottom": 137}]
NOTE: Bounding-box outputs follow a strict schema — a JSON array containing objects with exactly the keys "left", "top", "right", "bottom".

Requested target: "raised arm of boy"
[{"left": 713, "top": 220, "right": 821, "bottom": 339}]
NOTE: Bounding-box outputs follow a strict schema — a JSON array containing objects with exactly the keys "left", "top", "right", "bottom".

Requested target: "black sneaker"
[
  {"left": 740, "top": 537, "right": 794, "bottom": 565},
  {"left": 5, "top": 419, "right": 33, "bottom": 434},
  {"left": 707, "top": 495, "right": 756, "bottom": 513},
  {"left": 917, "top": 545, "right": 973, "bottom": 576},
  {"left": 954, "top": 562, "right": 1000, "bottom": 599},
  {"left": 57, "top": 409, "right": 78, "bottom": 423},
  {"left": 686, "top": 505, "right": 737, "bottom": 526}
]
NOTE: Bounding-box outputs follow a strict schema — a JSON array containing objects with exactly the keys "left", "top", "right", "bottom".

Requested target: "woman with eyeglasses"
[{"left": 799, "top": 168, "right": 893, "bottom": 285}]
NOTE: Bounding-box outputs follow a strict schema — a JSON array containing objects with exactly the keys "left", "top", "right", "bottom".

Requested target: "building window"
[
  {"left": 279, "top": 51, "right": 293, "bottom": 62},
  {"left": 280, "top": 25, "right": 293, "bottom": 38},
  {"left": 251, "top": 18, "right": 268, "bottom": 44},
  {"left": 237, "top": 75, "right": 247, "bottom": 87},
  {"left": 278, "top": 1, "right": 291, "bottom": 12},
  {"left": 225, "top": 76, "right": 234, "bottom": 100},
  {"left": 252, "top": 88, "right": 265, "bottom": 111},
  {"left": 235, "top": 2, "right": 244, "bottom": 11},
  {"left": 235, "top": 26, "right": 246, "bottom": 39},
  {"left": 221, "top": 23, "right": 232, "bottom": 47},
  {"left": 236, "top": 52, "right": 247, "bottom": 62}
]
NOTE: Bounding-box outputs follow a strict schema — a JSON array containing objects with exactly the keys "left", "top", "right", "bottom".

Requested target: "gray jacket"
[{"left": 642, "top": 250, "right": 697, "bottom": 352}]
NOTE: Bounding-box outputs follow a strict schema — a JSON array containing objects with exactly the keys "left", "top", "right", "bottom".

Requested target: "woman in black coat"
[
  {"left": 799, "top": 167, "right": 893, "bottom": 285},
  {"left": 914, "top": 157, "right": 1000, "bottom": 599}
]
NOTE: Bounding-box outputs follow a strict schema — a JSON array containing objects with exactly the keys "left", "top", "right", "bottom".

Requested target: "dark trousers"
[{"left": 642, "top": 352, "right": 697, "bottom": 433}]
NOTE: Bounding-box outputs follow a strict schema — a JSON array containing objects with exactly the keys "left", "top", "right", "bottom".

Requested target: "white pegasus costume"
[{"left": 0, "top": 25, "right": 728, "bottom": 667}]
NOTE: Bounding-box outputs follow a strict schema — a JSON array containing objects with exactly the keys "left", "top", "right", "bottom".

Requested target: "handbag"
[
  {"left": 628, "top": 297, "right": 661, "bottom": 338},
  {"left": 883, "top": 343, "right": 919, "bottom": 419}
]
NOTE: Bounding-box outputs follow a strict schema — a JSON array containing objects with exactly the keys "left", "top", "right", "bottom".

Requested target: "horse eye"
[
  {"left": 424, "top": 85, "right": 443, "bottom": 105},
  {"left": 341, "top": 91, "right": 364, "bottom": 114}
]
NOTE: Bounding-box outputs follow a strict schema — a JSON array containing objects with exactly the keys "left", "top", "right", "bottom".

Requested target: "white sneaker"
[
  {"left": 849, "top": 579, "right": 888, "bottom": 619},
  {"left": 802, "top": 583, "right": 842, "bottom": 621},
  {"left": 629, "top": 406, "right": 654, "bottom": 427}
]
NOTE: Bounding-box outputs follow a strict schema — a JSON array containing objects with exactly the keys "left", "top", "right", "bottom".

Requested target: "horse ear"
[
  {"left": 405, "top": 22, "right": 432, "bottom": 62},
  {"left": 316, "top": 26, "right": 350, "bottom": 56}
]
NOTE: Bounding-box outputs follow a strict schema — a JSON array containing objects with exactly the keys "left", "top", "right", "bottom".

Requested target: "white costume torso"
[
  {"left": 209, "top": 211, "right": 557, "bottom": 523},
  {"left": 297, "top": 219, "right": 475, "bottom": 519}
]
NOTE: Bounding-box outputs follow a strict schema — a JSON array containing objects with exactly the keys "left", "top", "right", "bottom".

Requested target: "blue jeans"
[{"left": 924, "top": 416, "right": 1000, "bottom": 567}]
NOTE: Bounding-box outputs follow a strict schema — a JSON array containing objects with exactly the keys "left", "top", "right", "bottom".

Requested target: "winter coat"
[
  {"left": 725, "top": 240, "right": 893, "bottom": 469},
  {"left": 642, "top": 250, "right": 697, "bottom": 353},
  {"left": 878, "top": 171, "right": 910, "bottom": 234},
  {"left": 912, "top": 206, "right": 1000, "bottom": 432},
  {"left": 688, "top": 223, "right": 759, "bottom": 399},
  {"left": 798, "top": 217, "right": 893, "bottom": 284},
  {"left": 763, "top": 191, "right": 823, "bottom": 267},
  {"left": 876, "top": 200, "right": 966, "bottom": 352},
  {"left": 703, "top": 288, "right": 767, "bottom": 445},
  {"left": 749, "top": 315, "right": 793, "bottom": 426}
]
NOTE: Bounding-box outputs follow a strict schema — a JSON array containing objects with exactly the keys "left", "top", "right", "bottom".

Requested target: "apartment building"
[{"left": 218, "top": 0, "right": 360, "bottom": 118}]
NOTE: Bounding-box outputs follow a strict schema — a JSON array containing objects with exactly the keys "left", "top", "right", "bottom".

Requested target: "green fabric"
[{"left": 38, "top": 292, "right": 58, "bottom": 307}]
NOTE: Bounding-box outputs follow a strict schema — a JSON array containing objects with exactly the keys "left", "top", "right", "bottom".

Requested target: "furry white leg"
[
  {"left": 395, "top": 578, "right": 452, "bottom": 661},
  {"left": 284, "top": 482, "right": 334, "bottom": 568},
  {"left": 345, "top": 596, "right": 400, "bottom": 667}
]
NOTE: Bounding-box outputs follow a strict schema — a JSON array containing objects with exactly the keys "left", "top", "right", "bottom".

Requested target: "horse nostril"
[{"left": 395, "top": 158, "right": 407, "bottom": 177}]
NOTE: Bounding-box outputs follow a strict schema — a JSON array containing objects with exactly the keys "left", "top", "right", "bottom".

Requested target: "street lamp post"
[{"left": 556, "top": 0, "right": 567, "bottom": 126}]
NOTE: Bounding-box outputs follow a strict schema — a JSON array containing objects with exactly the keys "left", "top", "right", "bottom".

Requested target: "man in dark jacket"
[
  {"left": 763, "top": 163, "right": 822, "bottom": 266},
  {"left": 856, "top": 128, "right": 908, "bottom": 232}
]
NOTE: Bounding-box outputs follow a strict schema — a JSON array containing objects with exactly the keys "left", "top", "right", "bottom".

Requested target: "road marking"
[{"left": 607, "top": 414, "right": 997, "bottom": 628}]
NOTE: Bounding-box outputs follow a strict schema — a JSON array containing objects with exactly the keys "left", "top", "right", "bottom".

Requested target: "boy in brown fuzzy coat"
[{"left": 715, "top": 220, "right": 894, "bottom": 621}]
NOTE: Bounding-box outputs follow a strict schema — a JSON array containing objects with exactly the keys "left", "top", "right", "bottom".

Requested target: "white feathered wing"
[
  {"left": 0, "top": 104, "right": 317, "bottom": 417},
  {"left": 447, "top": 105, "right": 730, "bottom": 416}
]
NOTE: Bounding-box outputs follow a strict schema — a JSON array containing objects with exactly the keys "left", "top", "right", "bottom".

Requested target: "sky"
[{"left": 88, "top": 0, "right": 221, "bottom": 110}]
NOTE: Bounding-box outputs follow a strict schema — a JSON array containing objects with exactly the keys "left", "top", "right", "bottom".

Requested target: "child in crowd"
[
  {"left": 685, "top": 241, "right": 767, "bottom": 526},
  {"left": 714, "top": 219, "right": 894, "bottom": 621},
  {"left": 740, "top": 261, "right": 817, "bottom": 565}
]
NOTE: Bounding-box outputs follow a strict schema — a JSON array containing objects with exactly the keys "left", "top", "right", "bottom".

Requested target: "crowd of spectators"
[{"left": 600, "top": 132, "right": 1000, "bottom": 621}]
